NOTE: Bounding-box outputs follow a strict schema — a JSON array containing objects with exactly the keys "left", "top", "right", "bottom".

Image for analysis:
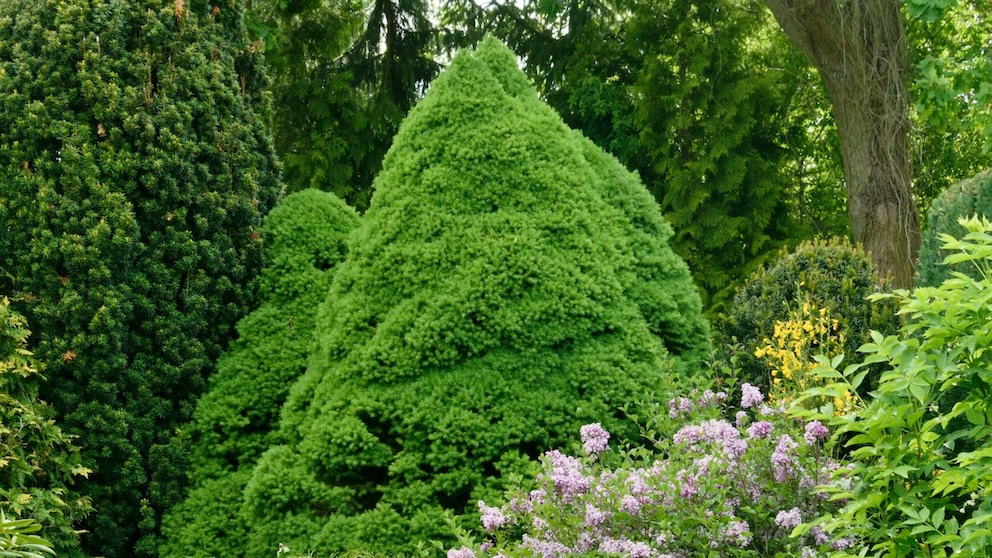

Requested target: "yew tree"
[
  {"left": 0, "top": 0, "right": 282, "bottom": 555},
  {"left": 239, "top": 37, "right": 708, "bottom": 556}
]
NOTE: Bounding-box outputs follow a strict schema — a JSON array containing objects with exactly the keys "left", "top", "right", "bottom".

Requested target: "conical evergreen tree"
[
  {"left": 0, "top": 1, "right": 282, "bottom": 555},
  {"left": 160, "top": 189, "right": 359, "bottom": 558},
  {"left": 237, "top": 37, "right": 707, "bottom": 556}
]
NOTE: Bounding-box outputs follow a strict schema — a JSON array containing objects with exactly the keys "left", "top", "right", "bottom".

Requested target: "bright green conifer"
[
  {"left": 240, "top": 37, "right": 707, "bottom": 556},
  {"left": 160, "top": 189, "right": 359, "bottom": 558}
]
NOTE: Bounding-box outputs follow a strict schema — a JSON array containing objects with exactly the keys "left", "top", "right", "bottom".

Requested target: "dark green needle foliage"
[
  {"left": 160, "top": 190, "right": 359, "bottom": 558},
  {"left": 240, "top": 37, "right": 708, "bottom": 556},
  {"left": 917, "top": 169, "right": 992, "bottom": 286},
  {"left": 0, "top": 1, "right": 282, "bottom": 555}
]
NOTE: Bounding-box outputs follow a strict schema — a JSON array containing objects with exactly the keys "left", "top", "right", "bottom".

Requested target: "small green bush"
[
  {"left": 240, "top": 37, "right": 708, "bottom": 557},
  {"left": 719, "top": 237, "right": 900, "bottom": 391},
  {"left": 0, "top": 298, "right": 92, "bottom": 556},
  {"left": 160, "top": 190, "right": 359, "bottom": 558},
  {"left": 917, "top": 168, "right": 992, "bottom": 286}
]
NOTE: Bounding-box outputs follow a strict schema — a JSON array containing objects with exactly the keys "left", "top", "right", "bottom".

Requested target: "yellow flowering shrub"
[{"left": 754, "top": 301, "right": 857, "bottom": 413}]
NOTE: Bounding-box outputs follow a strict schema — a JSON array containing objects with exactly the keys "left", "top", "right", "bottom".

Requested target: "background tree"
[
  {"left": 0, "top": 0, "right": 282, "bottom": 555},
  {"left": 239, "top": 38, "right": 707, "bottom": 556},
  {"left": 761, "top": 0, "right": 919, "bottom": 288},
  {"left": 161, "top": 189, "right": 359, "bottom": 558},
  {"left": 905, "top": 0, "right": 992, "bottom": 213},
  {"left": 248, "top": 0, "right": 439, "bottom": 210},
  {"left": 629, "top": 0, "right": 805, "bottom": 311},
  {"left": 438, "top": 0, "right": 852, "bottom": 313}
]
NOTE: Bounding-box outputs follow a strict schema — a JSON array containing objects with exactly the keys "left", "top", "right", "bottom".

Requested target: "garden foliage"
[
  {"left": 720, "top": 237, "right": 900, "bottom": 391},
  {"left": 0, "top": 1, "right": 282, "bottom": 555},
  {"left": 0, "top": 510, "right": 56, "bottom": 558},
  {"left": 631, "top": 0, "right": 805, "bottom": 313},
  {"left": 239, "top": 37, "right": 708, "bottom": 556},
  {"left": 799, "top": 216, "right": 992, "bottom": 556},
  {"left": 160, "top": 189, "right": 359, "bottom": 558},
  {"left": 917, "top": 168, "right": 992, "bottom": 286},
  {"left": 0, "top": 299, "right": 91, "bottom": 556}
]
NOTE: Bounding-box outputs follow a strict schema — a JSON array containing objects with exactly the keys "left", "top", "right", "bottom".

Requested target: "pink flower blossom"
[
  {"left": 747, "top": 421, "right": 774, "bottom": 440},
  {"left": 724, "top": 520, "right": 752, "bottom": 547},
  {"left": 774, "top": 507, "right": 803, "bottom": 530},
  {"left": 478, "top": 500, "right": 509, "bottom": 531},
  {"left": 447, "top": 547, "right": 476, "bottom": 558},
  {"left": 804, "top": 420, "right": 830, "bottom": 445},
  {"left": 772, "top": 434, "right": 798, "bottom": 481},
  {"left": 580, "top": 423, "right": 611, "bottom": 455},
  {"left": 545, "top": 449, "right": 590, "bottom": 502},
  {"left": 741, "top": 383, "right": 764, "bottom": 409}
]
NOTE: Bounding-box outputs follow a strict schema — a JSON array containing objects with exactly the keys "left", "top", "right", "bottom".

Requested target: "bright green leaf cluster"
[
  {"left": 0, "top": 511, "right": 56, "bottom": 558},
  {"left": 800, "top": 215, "right": 992, "bottom": 556},
  {"left": 917, "top": 168, "right": 992, "bottom": 286}
]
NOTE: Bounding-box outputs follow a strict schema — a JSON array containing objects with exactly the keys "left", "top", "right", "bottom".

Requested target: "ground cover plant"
[{"left": 233, "top": 36, "right": 708, "bottom": 557}]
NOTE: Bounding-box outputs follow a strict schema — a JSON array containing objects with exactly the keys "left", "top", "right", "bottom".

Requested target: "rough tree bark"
[{"left": 762, "top": 0, "right": 919, "bottom": 287}]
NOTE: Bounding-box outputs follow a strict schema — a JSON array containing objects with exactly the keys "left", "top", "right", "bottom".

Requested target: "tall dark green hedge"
[
  {"left": 0, "top": 1, "right": 282, "bottom": 555},
  {"left": 160, "top": 189, "right": 359, "bottom": 558},
  {"left": 917, "top": 169, "right": 992, "bottom": 286},
  {"left": 238, "top": 37, "right": 708, "bottom": 557}
]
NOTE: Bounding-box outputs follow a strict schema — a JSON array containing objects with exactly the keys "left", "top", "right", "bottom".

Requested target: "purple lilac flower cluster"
[{"left": 449, "top": 386, "right": 856, "bottom": 558}]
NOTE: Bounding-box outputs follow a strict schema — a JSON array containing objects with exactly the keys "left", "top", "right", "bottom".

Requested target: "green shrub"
[
  {"left": 160, "top": 190, "right": 359, "bottom": 558},
  {"left": 0, "top": 298, "right": 92, "bottom": 556},
  {"left": 719, "top": 237, "right": 900, "bottom": 391},
  {"left": 0, "top": 1, "right": 282, "bottom": 555},
  {"left": 798, "top": 215, "right": 992, "bottom": 556},
  {"left": 917, "top": 168, "right": 992, "bottom": 286},
  {"left": 239, "top": 37, "right": 708, "bottom": 557}
]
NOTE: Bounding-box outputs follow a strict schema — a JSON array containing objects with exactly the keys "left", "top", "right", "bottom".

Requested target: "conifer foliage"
[
  {"left": 239, "top": 37, "right": 708, "bottom": 556},
  {"left": 0, "top": 1, "right": 282, "bottom": 555},
  {"left": 917, "top": 169, "right": 992, "bottom": 286},
  {"left": 160, "top": 190, "right": 359, "bottom": 558}
]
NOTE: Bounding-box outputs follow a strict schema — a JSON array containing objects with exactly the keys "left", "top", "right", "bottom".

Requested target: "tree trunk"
[{"left": 762, "top": 0, "right": 919, "bottom": 288}]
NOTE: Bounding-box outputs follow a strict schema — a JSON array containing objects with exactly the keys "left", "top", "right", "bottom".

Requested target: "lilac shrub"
[{"left": 449, "top": 385, "right": 853, "bottom": 557}]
